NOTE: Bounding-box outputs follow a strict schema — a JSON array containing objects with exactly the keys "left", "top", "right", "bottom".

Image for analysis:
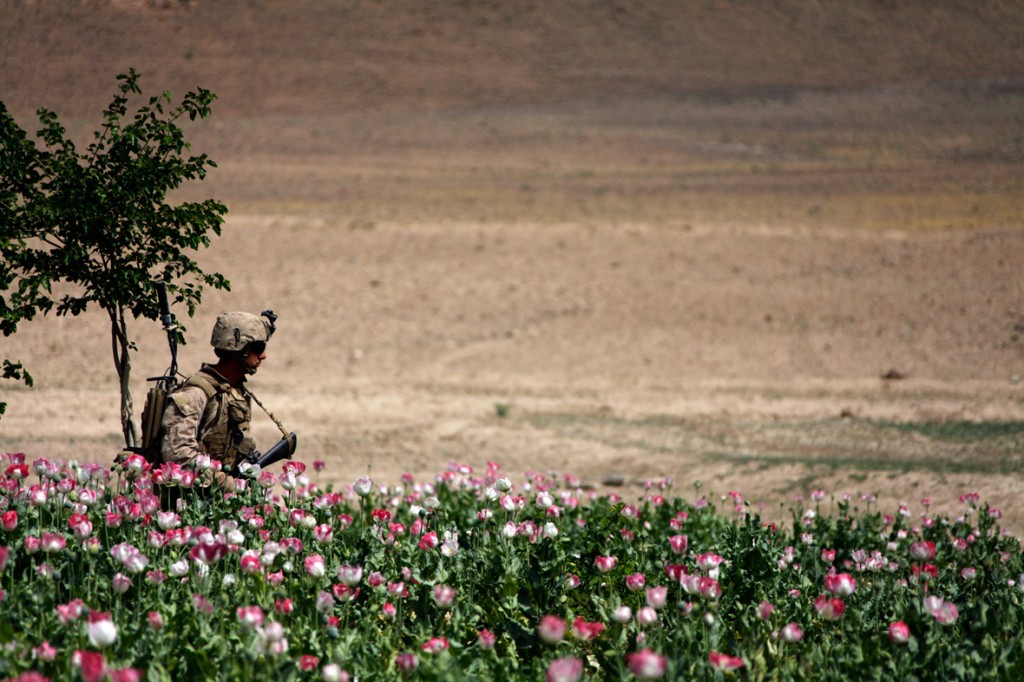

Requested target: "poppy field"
[{"left": 0, "top": 452, "right": 1022, "bottom": 681}]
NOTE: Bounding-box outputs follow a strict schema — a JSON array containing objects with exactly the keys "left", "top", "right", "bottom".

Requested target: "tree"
[{"left": 0, "top": 68, "right": 230, "bottom": 447}]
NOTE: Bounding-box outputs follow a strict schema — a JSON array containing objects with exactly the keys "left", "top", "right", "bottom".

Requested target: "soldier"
[{"left": 160, "top": 310, "right": 277, "bottom": 488}]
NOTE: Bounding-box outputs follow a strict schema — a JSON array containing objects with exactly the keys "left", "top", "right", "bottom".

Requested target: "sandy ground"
[{"left": 1, "top": 1, "right": 1023, "bottom": 533}]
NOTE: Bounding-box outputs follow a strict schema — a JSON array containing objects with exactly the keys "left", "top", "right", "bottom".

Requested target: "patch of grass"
[
  {"left": 703, "top": 450, "right": 911, "bottom": 474},
  {"left": 520, "top": 410, "right": 1024, "bottom": 477},
  {"left": 701, "top": 449, "right": 1024, "bottom": 476},
  {"left": 873, "top": 420, "right": 1024, "bottom": 443},
  {"left": 524, "top": 411, "right": 685, "bottom": 429}
]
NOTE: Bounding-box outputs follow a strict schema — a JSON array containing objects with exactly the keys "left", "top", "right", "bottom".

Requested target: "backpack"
[{"left": 130, "top": 376, "right": 178, "bottom": 464}]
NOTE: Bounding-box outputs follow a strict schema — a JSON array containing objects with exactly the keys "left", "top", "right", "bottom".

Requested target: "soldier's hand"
[{"left": 212, "top": 469, "right": 239, "bottom": 492}]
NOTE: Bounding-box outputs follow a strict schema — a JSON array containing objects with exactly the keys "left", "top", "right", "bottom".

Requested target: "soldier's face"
[{"left": 243, "top": 342, "right": 267, "bottom": 375}]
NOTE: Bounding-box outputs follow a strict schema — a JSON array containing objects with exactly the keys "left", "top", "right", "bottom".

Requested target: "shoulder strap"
[{"left": 182, "top": 367, "right": 232, "bottom": 400}]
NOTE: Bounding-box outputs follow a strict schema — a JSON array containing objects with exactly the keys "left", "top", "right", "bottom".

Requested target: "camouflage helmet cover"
[{"left": 210, "top": 311, "right": 276, "bottom": 351}]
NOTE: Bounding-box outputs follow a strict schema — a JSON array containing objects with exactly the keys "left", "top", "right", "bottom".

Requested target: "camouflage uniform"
[
  {"left": 160, "top": 365, "right": 256, "bottom": 471},
  {"left": 159, "top": 311, "right": 274, "bottom": 472}
]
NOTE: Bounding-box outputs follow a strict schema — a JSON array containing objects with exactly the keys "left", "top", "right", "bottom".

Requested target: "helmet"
[{"left": 210, "top": 310, "right": 277, "bottom": 351}]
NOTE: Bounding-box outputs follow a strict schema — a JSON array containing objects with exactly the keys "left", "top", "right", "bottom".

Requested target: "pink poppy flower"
[
  {"left": 316, "top": 591, "right": 334, "bottom": 612},
  {"left": 122, "top": 551, "right": 149, "bottom": 575},
  {"left": 708, "top": 651, "right": 745, "bottom": 671},
  {"left": 432, "top": 584, "right": 456, "bottom": 608},
  {"left": 626, "top": 573, "right": 646, "bottom": 592},
  {"left": 421, "top": 637, "right": 449, "bottom": 654},
  {"left": 237, "top": 605, "right": 266, "bottom": 631},
  {"left": 189, "top": 540, "right": 227, "bottom": 566},
  {"left": 478, "top": 629, "right": 496, "bottom": 650},
  {"left": 924, "top": 596, "right": 959, "bottom": 625},
  {"left": 86, "top": 610, "right": 118, "bottom": 648},
  {"left": 34, "top": 641, "right": 57, "bottom": 661},
  {"left": 889, "top": 621, "right": 910, "bottom": 644},
  {"left": 72, "top": 650, "right": 107, "bottom": 682},
  {"left": 299, "top": 655, "right": 320, "bottom": 672},
  {"left": 668, "top": 534, "right": 688, "bottom": 555},
  {"left": 164, "top": 529, "right": 188, "bottom": 548},
  {"left": 395, "top": 653, "right": 418, "bottom": 673},
  {"left": 57, "top": 600, "right": 86, "bottom": 625},
  {"left": 645, "top": 586, "right": 668, "bottom": 610},
  {"left": 147, "top": 611, "right": 164, "bottom": 630},
  {"left": 594, "top": 555, "right": 617, "bottom": 573},
  {"left": 314, "top": 524, "right": 334, "bottom": 543},
  {"left": 825, "top": 572, "right": 857, "bottom": 597},
  {"left": 156, "top": 511, "right": 181, "bottom": 530},
  {"left": 353, "top": 477, "right": 373, "bottom": 497},
  {"left": 680, "top": 573, "right": 701, "bottom": 595},
  {"left": 441, "top": 531, "right": 460, "bottom": 556},
  {"left": 240, "top": 554, "right": 262, "bottom": 575},
  {"left": 627, "top": 649, "right": 667, "bottom": 679},
  {"left": 539, "top": 615, "right": 567, "bottom": 644},
  {"left": 280, "top": 471, "right": 298, "bottom": 491},
  {"left": 418, "top": 531, "right": 439, "bottom": 551},
  {"left": 258, "top": 621, "right": 289, "bottom": 656},
  {"left": 909, "top": 540, "right": 936, "bottom": 561},
  {"left": 960, "top": 492, "right": 980, "bottom": 505},
  {"left": 613, "top": 606, "right": 633, "bottom": 624},
  {"left": 696, "top": 552, "right": 725, "bottom": 573},
  {"left": 698, "top": 577, "right": 722, "bottom": 601},
  {"left": 757, "top": 601, "right": 775, "bottom": 622},
  {"left": 546, "top": 657, "right": 583, "bottom": 682},
  {"left": 780, "top": 622, "right": 803, "bottom": 643},
  {"left": 122, "top": 453, "right": 147, "bottom": 474},
  {"left": 637, "top": 606, "right": 658, "bottom": 626},
  {"left": 814, "top": 595, "right": 846, "bottom": 621},
  {"left": 337, "top": 564, "right": 363, "bottom": 586},
  {"left": 1, "top": 510, "right": 18, "bottom": 532},
  {"left": 321, "top": 664, "right": 349, "bottom": 682},
  {"left": 41, "top": 533, "right": 66, "bottom": 553},
  {"left": 192, "top": 594, "right": 214, "bottom": 616},
  {"left": 912, "top": 564, "right": 938, "bottom": 582},
  {"left": 111, "top": 573, "right": 131, "bottom": 595},
  {"left": 275, "top": 598, "right": 293, "bottom": 616},
  {"left": 571, "top": 616, "right": 605, "bottom": 641},
  {"left": 288, "top": 509, "right": 308, "bottom": 528},
  {"left": 98, "top": 510, "right": 123, "bottom": 531},
  {"left": 332, "top": 584, "right": 359, "bottom": 603},
  {"left": 304, "top": 554, "right": 326, "bottom": 578},
  {"left": 283, "top": 460, "right": 306, "bottom": 476}
]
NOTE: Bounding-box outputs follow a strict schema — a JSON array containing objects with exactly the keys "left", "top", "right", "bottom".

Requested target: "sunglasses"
[{"left": 246, "top": 341, "right": 267, "bottom": 355}]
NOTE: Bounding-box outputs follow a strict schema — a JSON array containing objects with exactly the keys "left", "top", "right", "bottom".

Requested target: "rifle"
[
  {"left": 129, "top": 281, "right": 180, "bottom": 461},
  {"left": 244, "top": 431, "right": 298, "bottom": 471}
]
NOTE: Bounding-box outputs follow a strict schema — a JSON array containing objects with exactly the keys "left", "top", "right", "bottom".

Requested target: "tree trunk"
[{"left": 110, "top": 309, "right": 138, "bottom": 449}]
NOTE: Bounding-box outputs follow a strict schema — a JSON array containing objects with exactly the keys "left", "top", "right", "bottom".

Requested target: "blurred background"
[{"left": 2, "top": 0, "right": 1022, "bottom": 529}]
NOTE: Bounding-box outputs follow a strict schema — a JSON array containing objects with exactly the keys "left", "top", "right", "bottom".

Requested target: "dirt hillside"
[{"left": 1, "top": 0, "right": 1023, "bottom": 532}]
